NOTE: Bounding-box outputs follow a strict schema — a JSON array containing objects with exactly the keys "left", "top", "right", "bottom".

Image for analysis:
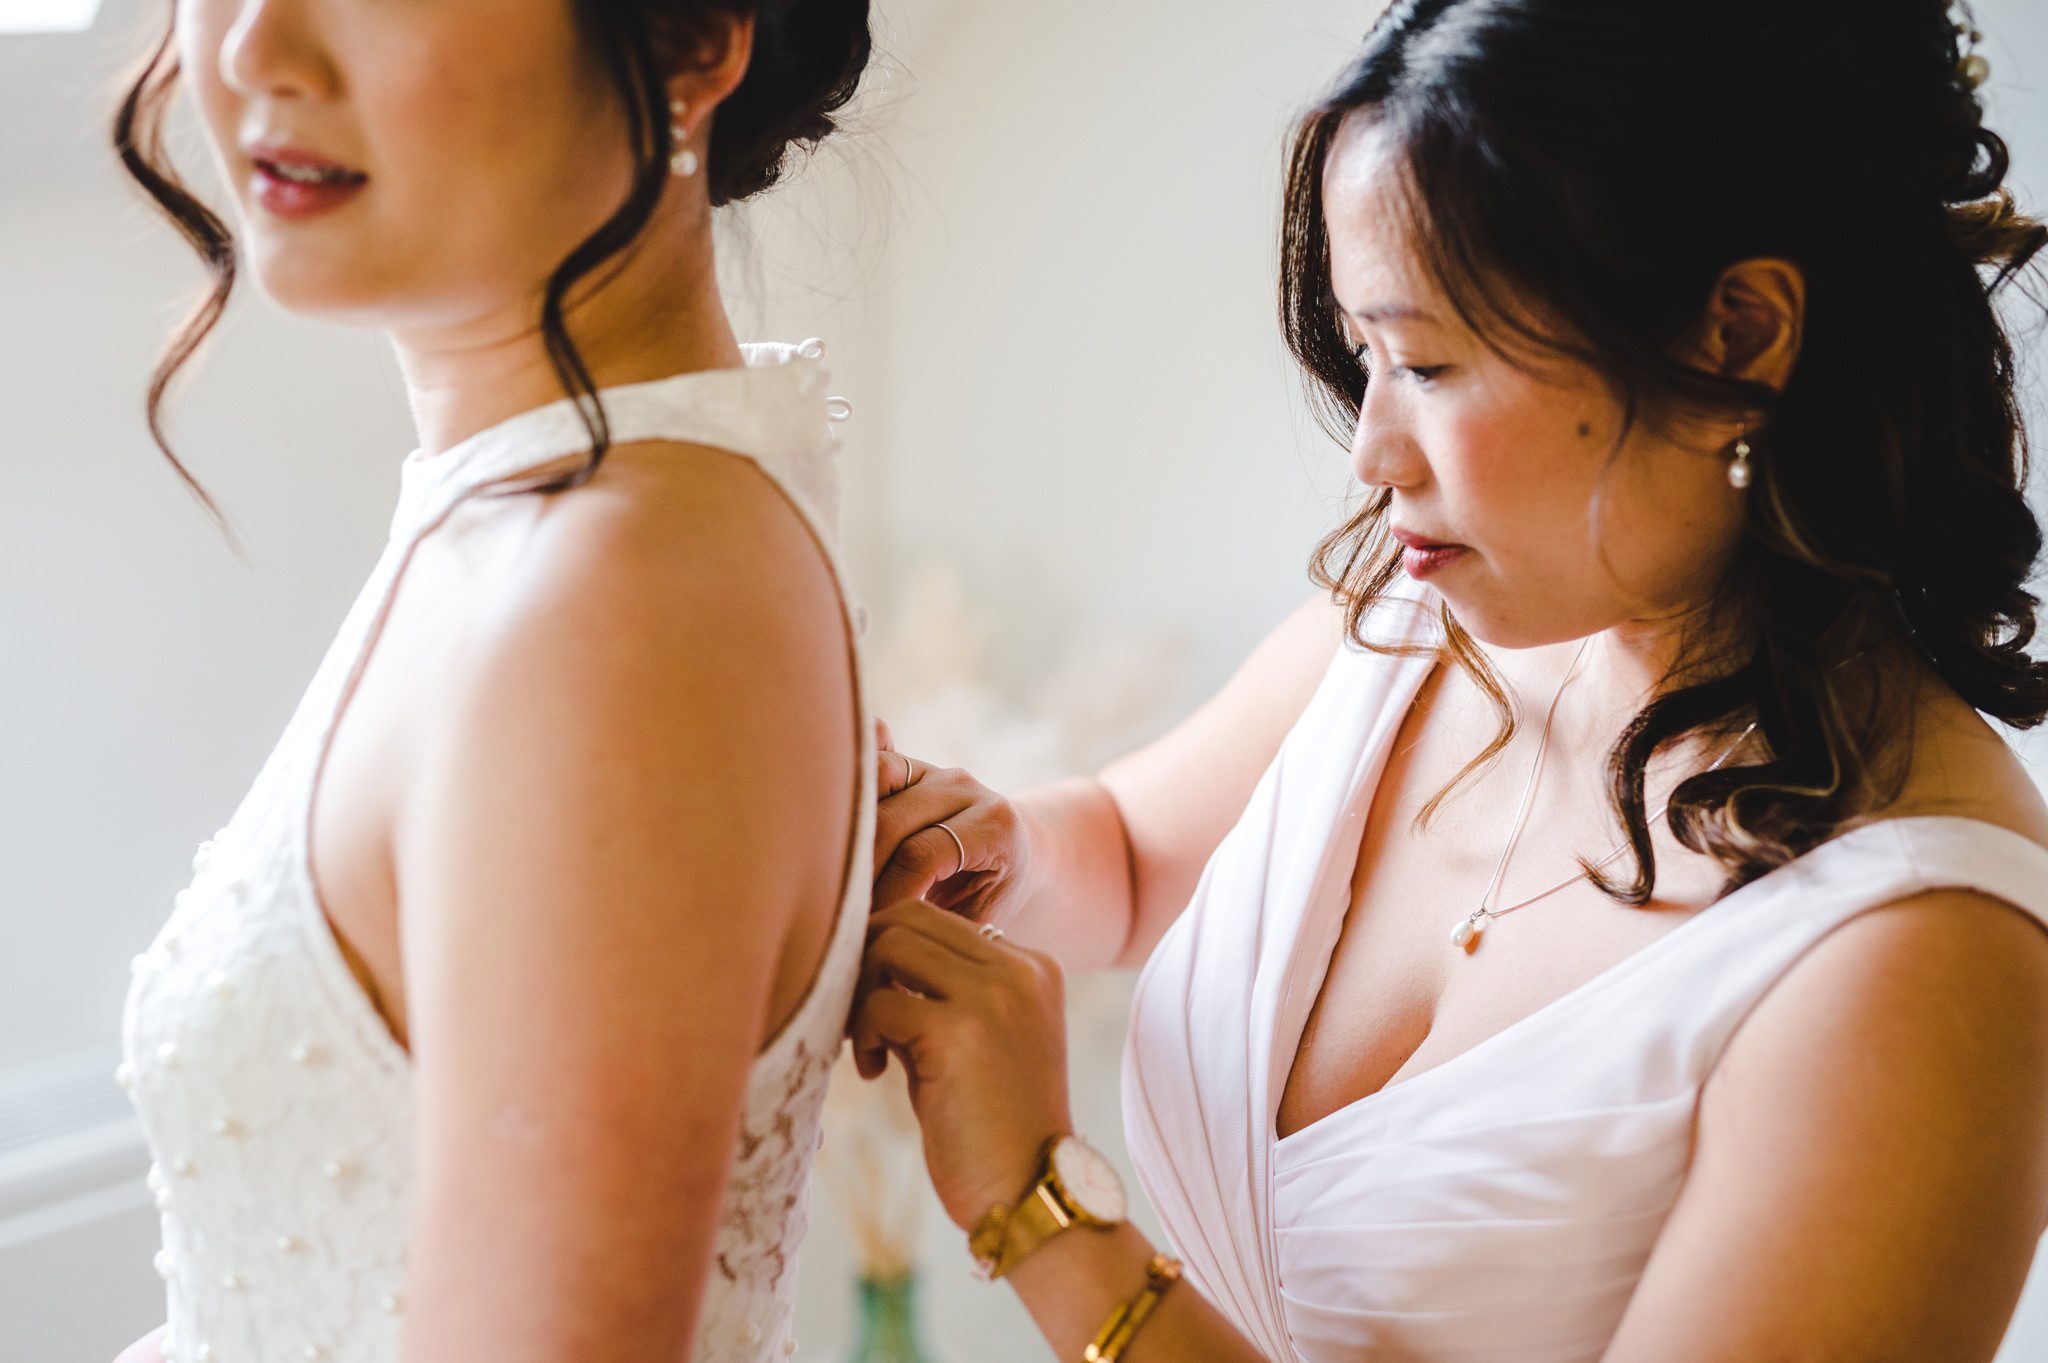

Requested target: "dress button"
[
  {"left": 221, "top": 1270, "right": 245, "bottom": 1292},
  {"left": 290, "top": 1042, "right": 322, "bottom": 1066},
  {"left": 170, "top": 1155, "right": 195, "bottom": 1176},
  {"left": 302, "top": 1346, "right": 328, "bottom": 1361},
  {"left": 783, "top": 1336, "right": 799, "bottom": 1356},
  {"left": 156, "top": 1043, "right": 181, "bottom": 1069},
  {"left": 205, "top": 969, "right": 231, "bottom": 999},
  {"left": 322, "top": 1159, "right": 349, "bottom": 1181},
  {"left": 380, "top": 1290, "right": 404, "bottom": 1314},
  {"left": 743, "top": 1323, "right": 762, "bottom": 1346},
  {"left": 276, "top": 1234, "right": 300, "bottom": 1253},
  {"left": 195, "top": 1346, "right": 214, "bottom": 1362},
  {"left": 210, "top": 1116, "right": 240, "bottom": 1137},
  {"left": 115, "top": 1061, "right": 137, "bottom": 1091},
  {"left": 155, "top": 1187, "right": 175, "bottom": 1211},
  {"left": 153, "top": 1249, "right": 174, "bottom": 1279}
]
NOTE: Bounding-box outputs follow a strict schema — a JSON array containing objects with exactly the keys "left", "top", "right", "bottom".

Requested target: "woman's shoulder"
[{"left": 423, "top": 437, "right": 857, "bottom": 790}]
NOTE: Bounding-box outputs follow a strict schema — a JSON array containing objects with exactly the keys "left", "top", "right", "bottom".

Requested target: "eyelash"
[{"left": 1350, "top": 340, "right": 1446, "bottom": 385}]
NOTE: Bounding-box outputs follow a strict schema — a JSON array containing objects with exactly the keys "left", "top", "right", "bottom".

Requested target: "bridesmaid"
[{"left": 855, "top": 3, "right": 2048, "bottom": 1360}]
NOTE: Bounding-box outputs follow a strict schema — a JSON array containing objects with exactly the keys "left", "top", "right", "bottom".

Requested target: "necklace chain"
[{"left": 1451, "top": 638, "right": 1759, "bottom": 954}]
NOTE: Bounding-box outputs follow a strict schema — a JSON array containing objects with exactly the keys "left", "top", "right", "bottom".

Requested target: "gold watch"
[{"left": 968, "top": 1133, "right": 1128, "bottom": 1280}]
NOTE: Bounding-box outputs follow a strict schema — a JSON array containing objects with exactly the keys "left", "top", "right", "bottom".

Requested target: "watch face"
[{"left": 1051, "top": 1135, "right": 1127, "bottom": 1223}]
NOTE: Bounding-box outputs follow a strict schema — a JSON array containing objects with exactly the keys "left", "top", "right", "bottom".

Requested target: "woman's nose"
[
  {"left": 218, "top": 0, "right": 335, "bottom": 102},
  {"left": 1348, "top": 399, "right": 1422, "bottom": 491}
]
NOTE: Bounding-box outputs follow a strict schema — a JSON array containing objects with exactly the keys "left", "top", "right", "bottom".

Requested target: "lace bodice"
[{"left": 118, "top": 342, "right": 874, "bottom": 1363}]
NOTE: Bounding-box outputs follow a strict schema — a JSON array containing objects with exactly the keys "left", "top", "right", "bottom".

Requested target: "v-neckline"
[{"left": 1267, "top": 648, "right": 2048, "bottom": 1148}]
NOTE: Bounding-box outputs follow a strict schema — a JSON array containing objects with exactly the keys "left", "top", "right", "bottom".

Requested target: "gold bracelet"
[{"left": 1082, "top": 1252, "right": 1182, "bottom": 1362}]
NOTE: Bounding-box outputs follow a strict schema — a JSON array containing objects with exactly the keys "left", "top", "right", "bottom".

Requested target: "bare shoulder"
[
  {"left": 1602, "top": 884, "right": 2048, "bottom": 1359},
  {"left": 403, "top": 435, "right": 859, "bottom": 949},
  {"left": 484, "top": 437, "right": 848, "bottom": 632}
]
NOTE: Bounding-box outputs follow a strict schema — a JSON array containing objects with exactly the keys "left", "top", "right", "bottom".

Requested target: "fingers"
[
  {"left": 874, "top": 770, "right": 974, "bottom": 875},
  {"left": 877, "top": 745, "right": 926, "bottom": 800},
  {"left": 850, "top": 984, "right": 938, "bottom": 1080},
  {"left": 860, "top": 898, "right": 1000, "bottom": 993},
  {"left": 868, "top": 896, "right": 999, "bottom": 955},
  {"left": 876, "top": 716, "right": 895, "bottom": 753},
  {"left": 874, "top": 824, "right": 971, "bottom": 909}
]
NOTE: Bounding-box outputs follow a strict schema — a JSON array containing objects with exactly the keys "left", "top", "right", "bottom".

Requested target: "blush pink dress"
[{"left": 1122, "top": 572, "right": 2048, "bottom": 1362}]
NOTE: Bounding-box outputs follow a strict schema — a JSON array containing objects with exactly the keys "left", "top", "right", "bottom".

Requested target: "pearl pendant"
[{"left": 1450, "top": 914, "right": 1484, "bottom": 952}]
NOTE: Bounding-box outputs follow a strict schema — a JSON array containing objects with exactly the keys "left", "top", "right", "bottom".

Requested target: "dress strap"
[
  {"left": 1872, "top": 815, "right": 2048, "bottom": 931},
  {"left": 389, "top": 343, "right": 839, "bottom": 546}
]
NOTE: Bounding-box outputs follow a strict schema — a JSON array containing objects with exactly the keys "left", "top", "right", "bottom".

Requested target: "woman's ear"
[
  {"left": 662, "top": 11, "right": 755, "bottom": 133},
  {"left": 1693, "top": 257, "right": 1806, "bottom": 394}
]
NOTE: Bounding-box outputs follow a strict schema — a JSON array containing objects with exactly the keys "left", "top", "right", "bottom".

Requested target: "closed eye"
[{"left": 1351, "top": 341, "right": 1447, "bottom": 385}]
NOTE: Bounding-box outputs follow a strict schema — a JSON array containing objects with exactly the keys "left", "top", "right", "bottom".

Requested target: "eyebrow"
[
  {"left": 1350, "top": 303, "right": 1438, "bottom": 324},
  {"left": 1317, "top": 286, "right": 1441, "bottom": 326}
]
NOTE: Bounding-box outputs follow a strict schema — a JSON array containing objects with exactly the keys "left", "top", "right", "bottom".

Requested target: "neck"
[
  {"left": 1532, "top": 598, "right": 1755, "bottom": 765},
  {"left": 387, "top": 213, "right": 742, "bottom": 459}
]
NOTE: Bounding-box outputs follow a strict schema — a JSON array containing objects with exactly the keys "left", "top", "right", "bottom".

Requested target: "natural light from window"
[{"left": 0, "top": 0, "right": 102, "bottom": 35}]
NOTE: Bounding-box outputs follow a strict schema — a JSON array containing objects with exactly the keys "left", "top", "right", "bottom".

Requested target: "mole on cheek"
[{"left": 1576, "top": 422, "right": 1593, "bottom": 438}]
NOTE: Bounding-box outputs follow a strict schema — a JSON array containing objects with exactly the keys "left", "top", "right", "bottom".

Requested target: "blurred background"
[{"left": 5, "top": 0, "right": 2048, "bottom": 1359}]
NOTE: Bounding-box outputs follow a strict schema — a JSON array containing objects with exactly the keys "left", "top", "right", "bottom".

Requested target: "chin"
[
  {"left": 1432, "top": 590, "right": 1589, "bottom": 653},
  {"left": 247, "top": 249, "right": 432, "bottom": 329}
]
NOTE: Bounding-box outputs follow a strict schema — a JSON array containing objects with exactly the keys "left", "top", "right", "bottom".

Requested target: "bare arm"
[
  {"left": 873, "top": 592, "right": 1344, "bottom": 972},
  {"left": 1602, "top": 889, "right": 2048, "bottom": 1361},
  {"left": 394, "top": 450, "right": 854, "bottom": 1361}
]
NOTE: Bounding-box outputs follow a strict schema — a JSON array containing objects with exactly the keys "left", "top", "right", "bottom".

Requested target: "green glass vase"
[{"left": 846, "top": 1271, "right": 939, "bottom": 1363}]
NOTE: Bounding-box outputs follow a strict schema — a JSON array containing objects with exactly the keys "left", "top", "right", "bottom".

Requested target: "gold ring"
[{"left": 934, "top": 820, "right": 967, "bottom": 880}]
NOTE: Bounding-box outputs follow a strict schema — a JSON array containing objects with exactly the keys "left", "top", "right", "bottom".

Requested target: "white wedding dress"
[{"left": 119, "top": 342, "right": 874, "bottom": 1363}]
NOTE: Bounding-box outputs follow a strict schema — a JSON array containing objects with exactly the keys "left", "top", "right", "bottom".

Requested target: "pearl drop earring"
[
  {"left": 669, "top": 96, "right": 698, "bottom": 178},
  {"left": 1728, "top": 436, "right": 1753, "bottom": 489}
]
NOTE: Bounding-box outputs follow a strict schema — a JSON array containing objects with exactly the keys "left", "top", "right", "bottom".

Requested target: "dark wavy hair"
[
  {"left": 113, "top": 0, "right": 872, "bottom": 528},
  {"left": 1281, "top": 0, "right": 2048, "bottom": 902}
]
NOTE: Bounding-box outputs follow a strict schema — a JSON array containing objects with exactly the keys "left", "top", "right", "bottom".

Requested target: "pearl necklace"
[{"left": 1449, "top": 638, "right": 1760, "bottom": 954}]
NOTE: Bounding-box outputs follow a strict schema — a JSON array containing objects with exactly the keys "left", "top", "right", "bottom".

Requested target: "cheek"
[
  {"left": 1429, "top": 382, "right": 1601, "bottom": 535},
  {"left": 351, "top": 27, "right": 634, "bottom": 309},
  {"left": 1594, "top": 435, "right": 1745, "bottom": 602},
  {"left": 174, "top": 0, "right": 243, "bottom": 177}
]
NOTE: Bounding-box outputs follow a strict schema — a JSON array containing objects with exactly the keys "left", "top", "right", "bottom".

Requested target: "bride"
[{"left": 109, "top": 1, "right": 873, "bottom": 1360}]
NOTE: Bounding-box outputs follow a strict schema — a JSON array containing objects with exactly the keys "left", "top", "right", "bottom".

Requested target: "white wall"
[{"left": 7, "top": 0, "right": 2048, "bottom": 1359}]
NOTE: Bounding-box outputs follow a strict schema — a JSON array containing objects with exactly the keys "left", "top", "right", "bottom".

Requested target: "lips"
[
  {"left": 243, "top": 140, "right": 368, "bottom": 220},
  {"left": 243, "top": 140, "right": 367, "bottom": 185},
  {"left": 1388, "top": 522, "right": 1469, "bottom": 581},
  {"left": 1389, "top": 525, "right": 1463, "bottom": 551}
]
